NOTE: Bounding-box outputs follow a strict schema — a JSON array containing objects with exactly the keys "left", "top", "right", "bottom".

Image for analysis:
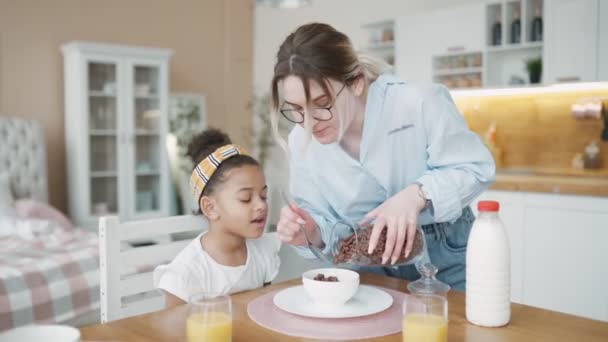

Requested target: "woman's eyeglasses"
[{"left": 280, "top": 83, "right": 346, "bottom": 124}]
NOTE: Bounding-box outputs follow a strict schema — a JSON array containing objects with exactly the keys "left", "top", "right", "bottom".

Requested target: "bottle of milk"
[{"left": 466, "top": 200, "right": 511, "bottom": 327}]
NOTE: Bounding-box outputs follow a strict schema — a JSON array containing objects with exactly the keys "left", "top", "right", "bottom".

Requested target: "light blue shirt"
[{"left": 288, "top": 74, "right": 495, "bottom": 258}]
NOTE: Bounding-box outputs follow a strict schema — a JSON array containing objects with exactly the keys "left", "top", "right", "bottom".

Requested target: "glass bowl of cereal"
[{"left": 328, "top": 220, "right": 425, "bottom": 267}]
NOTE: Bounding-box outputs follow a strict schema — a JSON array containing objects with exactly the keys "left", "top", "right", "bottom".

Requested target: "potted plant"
[
  {"left": 168, "top": 94, "right": 206, "bottom": 214},
  {"left": 526, "top": 58, "right": 542, "bottom": 84}
]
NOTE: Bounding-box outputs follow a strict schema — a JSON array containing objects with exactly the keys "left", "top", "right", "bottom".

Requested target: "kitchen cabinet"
[
  {"left": 395, "top": 3, "right": 484, "bottom": 83},
  {"left": 543, "top": 0, "right": 599, "bottom": 83},
  {"left": 395, "top": 0, "right": 607, "bottom": 86},
  {"left": 475, "top": 190, "right": 608, "bottom": 321}
]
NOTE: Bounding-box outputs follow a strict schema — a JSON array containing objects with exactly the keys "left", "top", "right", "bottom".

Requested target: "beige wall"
[{"left": 0, "top": 0, "right": 254, "bottom": 213}]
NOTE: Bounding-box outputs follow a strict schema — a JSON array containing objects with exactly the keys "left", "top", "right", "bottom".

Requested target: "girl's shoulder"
[{"left": 159, "top": 234, "right": 212, "bottom": 279}]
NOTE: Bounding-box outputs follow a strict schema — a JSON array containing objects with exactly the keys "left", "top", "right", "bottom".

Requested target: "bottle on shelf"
[
  {"left": 510, "top": 7, "right": 521, "bottom": 44},
  {"left": 492, "top": 10, "right": 502, "bottom": 46},
  {"left": 531, "top": 0, "right": 543, "bottom": 42},
  {"left": 583, "top": 141, "right": 602, "bottom": 169}
]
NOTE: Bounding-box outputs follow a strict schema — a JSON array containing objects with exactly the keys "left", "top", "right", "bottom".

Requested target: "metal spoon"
[{"left": 279, "top": 190, "right": 332, "bottom": 264}]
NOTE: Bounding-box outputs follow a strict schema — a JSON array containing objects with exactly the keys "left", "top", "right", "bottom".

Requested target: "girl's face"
[
  {"left": 280, "top": 75, "right": 361, "bottom": 145},
  {"left": 203, "top": 165, "right": 268, "bottom": 238}
]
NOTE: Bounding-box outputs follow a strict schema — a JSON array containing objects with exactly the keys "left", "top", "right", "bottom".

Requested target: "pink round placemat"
[{"left": 247, "top": 286, "right": 406, "bottom": 340}]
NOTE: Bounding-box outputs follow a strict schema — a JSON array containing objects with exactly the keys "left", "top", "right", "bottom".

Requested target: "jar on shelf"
[{"left": 381, "top": 28, "right": 394, "bottom": 42}]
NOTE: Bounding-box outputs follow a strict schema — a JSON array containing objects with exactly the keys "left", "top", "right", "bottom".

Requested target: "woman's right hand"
[{"left": 277, "top": 203, "right": 322, "bottom": 247}]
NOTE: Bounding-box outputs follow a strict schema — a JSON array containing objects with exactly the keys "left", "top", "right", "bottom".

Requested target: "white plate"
[
  {"left": 0, "top": 325, "right": 80, "bottom": 342},
  {"left": 273, "top": 285, "right": 393, "bottom": 319}
]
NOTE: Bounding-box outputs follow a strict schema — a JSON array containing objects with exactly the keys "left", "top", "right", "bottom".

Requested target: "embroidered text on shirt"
[{"left": 388, "top": 124, "right": 414, "bottom": 135}]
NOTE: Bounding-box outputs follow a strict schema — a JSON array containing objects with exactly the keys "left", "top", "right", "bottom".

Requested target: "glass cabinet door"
[
  {"left": 132, "top": 64, "right": 162, "bottom": 214},
  {"left": 88, "top": 61, "right": 119, "bottom": 216}
]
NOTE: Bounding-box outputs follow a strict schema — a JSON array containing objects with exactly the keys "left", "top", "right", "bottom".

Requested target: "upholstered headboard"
[{"left": 0, "top": 117, "right": 48, "bottom": 202}]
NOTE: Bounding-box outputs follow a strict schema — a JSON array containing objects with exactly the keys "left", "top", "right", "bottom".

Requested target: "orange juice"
[
  {"left": 186, "top": 312, "right": 232, "bottom": 342},
  {"left": 402, "top": 314, "right": 448, "bottom": 342}
]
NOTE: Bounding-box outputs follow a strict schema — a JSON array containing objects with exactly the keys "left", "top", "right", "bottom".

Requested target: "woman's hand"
[
  {"left": 363, "top": 184, "right": 427, "bottom": 265},
  {"left": 277, "top": 203, "right": 322, "bottom": 247}
]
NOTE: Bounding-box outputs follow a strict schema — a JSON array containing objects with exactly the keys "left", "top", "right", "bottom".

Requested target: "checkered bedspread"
[{"left": 0, "top": 224, "right": 99, "bottom": 332}]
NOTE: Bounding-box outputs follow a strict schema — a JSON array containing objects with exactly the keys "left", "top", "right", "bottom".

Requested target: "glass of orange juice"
[
  {"left": 187, "top": 293, "right": 232, "bottom": 342},
  {"left": 402, "top": 294, "right": 448, "bottom": 342}
]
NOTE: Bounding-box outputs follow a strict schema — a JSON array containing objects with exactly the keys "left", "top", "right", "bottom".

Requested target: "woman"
[{"left": 272, "top": 23, "right": 495, "bottom": 291}]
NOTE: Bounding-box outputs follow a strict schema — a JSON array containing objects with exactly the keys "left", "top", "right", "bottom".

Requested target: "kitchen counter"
[{"left": 493, "top": 167, "right": 608, "bottom": 197}]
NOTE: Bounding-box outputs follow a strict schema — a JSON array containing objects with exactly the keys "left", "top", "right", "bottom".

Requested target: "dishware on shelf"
[
  {"left": 93, "top": 202, "right": 109, "bottom": 215},
  {"left": 137, "top": 191, "right": 155, "bottom": 211},
  {"left": 135, "top": 83, "right": 152, "bottom": 96},
  {"left": 137, "top": 162, "right": 153, "bottom": 172},
  {"left": 102, "top": 82, "right": 116, "bottom": 95},
  {"left": 583, "top": 141, "right": 602, "bottom": 169}
]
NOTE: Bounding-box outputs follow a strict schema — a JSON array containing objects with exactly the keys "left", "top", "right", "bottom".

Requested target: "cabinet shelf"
[
  {"left": 363, "top": 19, "right": 395, "bottom": 66},
  {"left": 89, "top": 91, "right": 116, "bottom": 98},
  {"left": 135, "top": 94, "right": 159, "bottom": 100},
  {"left": 486, "top": 41, "right": 543, "bottom": 52},
  {"left": 135, "top": 129, "right": 160, "bottom": 136},
  {"left": 91, "top": 171, "right": 118, "bottom": 178},
  {"left": 433, "top": 67, "right": 483, "bottom": 76},
  {"left": 366, "top": 41, "right": 395, "bottom": 51},
  {"left": 90, "top": 129, "right": 117, "bottom": 136},
  {"left": 136, "top": 172, "right": 160, "bottom": 177}
]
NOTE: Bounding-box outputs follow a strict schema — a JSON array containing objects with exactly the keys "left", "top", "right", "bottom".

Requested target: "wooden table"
[{"left": 81, "top": 273, "right": 608, "bottom": 341}]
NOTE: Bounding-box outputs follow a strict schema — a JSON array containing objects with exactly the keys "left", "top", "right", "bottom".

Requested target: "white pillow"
[{"left": 0, "top": 172, "right": 16, "bottom": 216}]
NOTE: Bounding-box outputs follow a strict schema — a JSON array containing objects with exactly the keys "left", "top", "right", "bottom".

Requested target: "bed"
[{"left": 0, "top": 117, "right": 100, "bottom": 331}]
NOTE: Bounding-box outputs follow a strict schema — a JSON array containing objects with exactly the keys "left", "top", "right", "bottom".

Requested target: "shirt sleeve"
[
  {"left": 154, "top": 262, "right": 201, "bottom": 303},
  {"left": 287, "top": 130, "right": 340, "bottom": 259},
  {"left": 415, "top": 84, "right": 496, "bottom": 223}
]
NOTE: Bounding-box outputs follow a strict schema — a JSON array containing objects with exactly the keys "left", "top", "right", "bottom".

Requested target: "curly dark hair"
[{"left": 186, "top": 128, "right": 259, "bottom": 214}]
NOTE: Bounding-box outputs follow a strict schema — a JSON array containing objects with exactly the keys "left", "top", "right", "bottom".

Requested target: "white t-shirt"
[{"left": 153, "top": 232, "right": 282, "bottom": 302}]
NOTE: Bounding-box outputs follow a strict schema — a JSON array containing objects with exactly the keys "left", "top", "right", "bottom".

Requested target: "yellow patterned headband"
[{"left": 190, "top": 144, "right": 248, "bottom": 201}]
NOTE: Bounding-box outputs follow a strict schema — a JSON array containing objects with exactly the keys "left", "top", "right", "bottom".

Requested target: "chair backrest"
[{"left": 99, "top": 215, "right": 206, "bottom": 323}]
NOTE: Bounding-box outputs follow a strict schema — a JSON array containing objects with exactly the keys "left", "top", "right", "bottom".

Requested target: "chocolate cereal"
[{"left": 334, "top": 226, "right": 424, "bottom": 265}]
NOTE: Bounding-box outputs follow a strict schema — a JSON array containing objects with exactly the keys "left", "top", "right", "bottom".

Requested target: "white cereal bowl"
[
  {"left": 0, "top": 325, "right": 80, "bottom": 342},
  {"left": 302, "top": 268, "right": 360, "bottom": 308}
]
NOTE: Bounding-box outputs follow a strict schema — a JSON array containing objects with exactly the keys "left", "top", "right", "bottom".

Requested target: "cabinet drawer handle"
[{"left": 556, "top": 76, "right": 581, "bottom": 82}]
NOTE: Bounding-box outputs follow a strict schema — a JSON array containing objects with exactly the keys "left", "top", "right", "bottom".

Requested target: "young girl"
[{"left": 154, "top": 129, "right": 281, "bottom": 307}]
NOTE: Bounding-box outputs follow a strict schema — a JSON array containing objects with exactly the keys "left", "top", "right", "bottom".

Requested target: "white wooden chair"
[{"left": 99, "top": 215, "right": 207, "bottom": 323}]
